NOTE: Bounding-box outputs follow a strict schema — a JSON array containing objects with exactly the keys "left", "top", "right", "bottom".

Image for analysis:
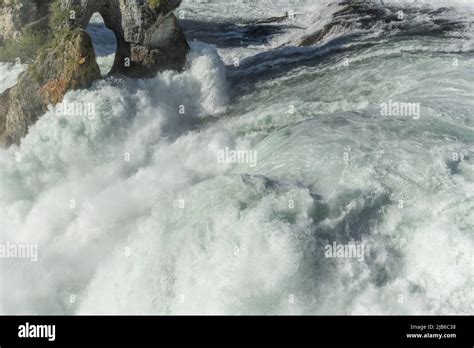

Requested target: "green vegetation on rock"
[
  {"left": 48, "top": 0, "right": 76, "bottom": 30},
  {"left": 148, "top": 0, "right": 165, "bottom": 9},
  {"left": 0, "top": 0, "right": 83, "bottom": 63},
  {"left": 0, "top": 29, "right": 49, "bottom": 63}
]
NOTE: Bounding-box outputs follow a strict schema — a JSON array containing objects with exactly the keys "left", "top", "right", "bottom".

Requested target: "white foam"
[{"left": 0, "top": 42, "right": 229, "bottom": 313}]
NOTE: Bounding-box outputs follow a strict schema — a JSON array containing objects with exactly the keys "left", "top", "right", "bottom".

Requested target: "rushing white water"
[
  {"left": 86, "top": 12, "right": 117, "bottom": 76},
  {"left": 0, "top": 63, "right": 25, "bottom": 93},
  {"left": 0, "top": 0, "right": 473, "bottom": 314}
]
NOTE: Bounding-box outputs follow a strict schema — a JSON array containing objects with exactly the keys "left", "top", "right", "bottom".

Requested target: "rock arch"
[{"left": 0, "top": 0, "right": 190, "bottom": 146}]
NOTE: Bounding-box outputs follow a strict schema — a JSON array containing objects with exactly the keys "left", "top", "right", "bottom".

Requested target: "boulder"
[
  {"left": 0, "top": 29, "right": 101, "bottom": 146},
  {"left": 54, "top": 0, "right": 190, "bottom": 76},
  {"left": 0, "top": 0, "right": 51, "bottom": 42}
]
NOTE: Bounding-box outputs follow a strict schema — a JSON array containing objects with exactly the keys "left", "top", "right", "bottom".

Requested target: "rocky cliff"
[
  {"left": 0, "top": 0, "right": 51, "bottom": 44},
  {"left": 0, "top": 0, "right": 189, "bottom": 146}
]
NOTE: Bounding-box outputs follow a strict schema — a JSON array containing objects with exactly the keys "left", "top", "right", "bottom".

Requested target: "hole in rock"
[{"left": 86, "top": 12, "right": 117, "bottom": 76}]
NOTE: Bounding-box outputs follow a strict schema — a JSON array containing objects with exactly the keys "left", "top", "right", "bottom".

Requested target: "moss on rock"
[{"left": 1, "top": 0, "right": 189, "bottom": 146}]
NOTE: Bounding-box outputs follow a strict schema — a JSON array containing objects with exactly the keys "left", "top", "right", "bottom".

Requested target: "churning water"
[{"left": 0, "top": 0, "right": 473, "bottom": 314}]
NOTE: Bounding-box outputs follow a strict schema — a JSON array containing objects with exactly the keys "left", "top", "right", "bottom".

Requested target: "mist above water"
[{"left": 0, "top": 0, "right": 473, "bottom": 314}]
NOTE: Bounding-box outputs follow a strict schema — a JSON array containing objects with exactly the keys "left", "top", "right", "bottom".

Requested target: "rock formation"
[
  {"left": 0, "top": 0, "right": 190, "bottom": 146},
  {"left": 0, "top": 0, "right": 51, "bottom": 44}
]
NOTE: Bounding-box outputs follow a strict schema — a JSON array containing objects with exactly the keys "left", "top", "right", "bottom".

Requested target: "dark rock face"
[
  {"left": 0, "top": 0, "right": 190, "bottom": 146},
  {"left": 1, "top": 29, "right": 101, "bottom": 146},
  {"left": 0, "top": 90, "right": 11, "bottom": 145},
  {"left": 141, "top": 13, "right": 189, "bottom": 74},
  {"left": 0, "top": 0, "right": 52, "bottom": 41}
]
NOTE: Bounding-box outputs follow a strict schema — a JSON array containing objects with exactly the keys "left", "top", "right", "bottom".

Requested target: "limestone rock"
[
  {"left": 0, "top": 29, "right": 101, "bottom": 146},
  {"left": 0, "top": 0, "right": 190, "bottom": 146}
]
